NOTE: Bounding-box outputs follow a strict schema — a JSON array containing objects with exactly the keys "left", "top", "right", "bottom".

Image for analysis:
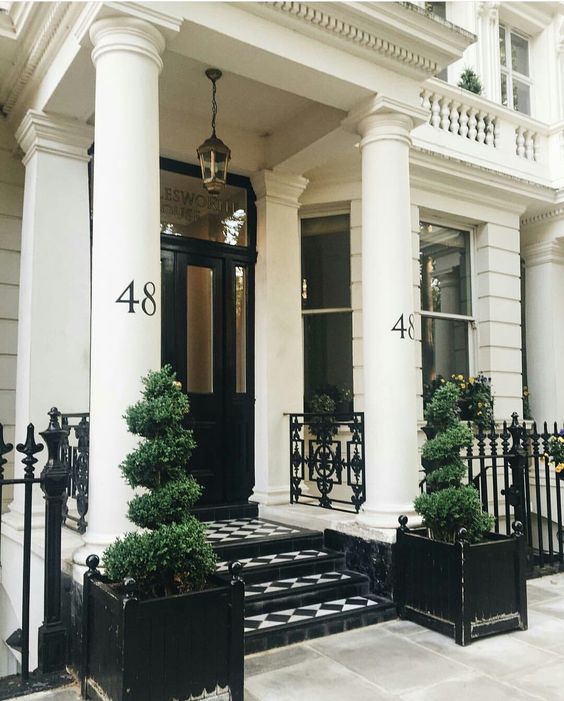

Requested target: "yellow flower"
[
  {"left": 477, "top": 402, "right": 483, "bottom": 408},
  {"left": 468, "top": 377, "right": 475, "bottom": 384},
  {"left": 556, "top": 464, "right": 564, "bottom": 473},
  {"left": 477, "top": 410, "right": 482, "bottom": 416},
  {"left": 440, "top": 378, "right": 445, "bottom": 383},
  {"left": 559, "top": 436, "right": 564, "bottom": 443},
  {"left": 173, "top": 380, "right": 182, "bottom": 390},
  {"left": 460, "top": 383, "right": 466, "bottom": 389}
]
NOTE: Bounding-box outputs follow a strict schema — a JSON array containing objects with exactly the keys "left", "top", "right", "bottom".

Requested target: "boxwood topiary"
[
  {"left": 416, "top": 382, "right": 494, "bottom": 543},
  {"left": 103, "top": 365, "right": 217, "bottom": 596}
]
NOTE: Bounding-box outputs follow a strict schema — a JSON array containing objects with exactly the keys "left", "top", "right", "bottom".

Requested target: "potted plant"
[
  {"left": 458, "top": 67, "right": 483, "bottom": 95},
  {"left": 394, "top": 382, "right": 527, "bottom": 646},
  {"left": 81, "top": 366, "right": 244, "bottom": 701}
]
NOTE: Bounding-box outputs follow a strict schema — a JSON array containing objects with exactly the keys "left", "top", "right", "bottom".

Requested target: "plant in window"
[
  {"left": 458, "top": 67, "right": 483, "bottom": 95},
  {"left": 424, "top": 373, "right": 494, "bottom": 428},
  {"left": 546, "top": 431, "right": 564, "bottom": 475},
  {"left": 416, "top": 382, "right": 494, "bottom": 543},
  {"left": 103, "top": 365, "right": 217, "bottom": 596}
]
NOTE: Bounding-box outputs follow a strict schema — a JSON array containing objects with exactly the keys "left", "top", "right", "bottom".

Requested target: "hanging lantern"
[{"left": 197, "top": 68, "right": 231, "bottom": 195}]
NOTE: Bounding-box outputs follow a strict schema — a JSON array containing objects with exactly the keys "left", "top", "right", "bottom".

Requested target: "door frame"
[{"left": 159, "top": 157, "right": 257, "bottom": 504}]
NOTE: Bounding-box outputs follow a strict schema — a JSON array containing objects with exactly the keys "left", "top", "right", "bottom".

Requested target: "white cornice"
[
  {"left": 522, "top": 240, "right": 564, "bottom": 267},
  {"left": 258, "top": 1, "right": 475, "bottom": 78},
  {"left": 251, "top": 170, "right": 309, "bottom": 207},
  {"left": 521, "top": 207, "right": 564, "bottom": 228},
  {"left": 105, "top": 2, "right": 183, "bottom": 41},
  {"left": 0, "top": 2, "right": 75, "bottom": 116},
  {"left": 410, "top": 146, "right": 555, "bottom": 211}
]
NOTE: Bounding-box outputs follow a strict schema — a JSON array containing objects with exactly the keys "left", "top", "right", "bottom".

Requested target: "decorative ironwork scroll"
[
  {"left": 61, "top": 413, "right": 89, "bottom": 534},
  {"left": 289, "top": 412, "right": 365, "bottom": 513}
]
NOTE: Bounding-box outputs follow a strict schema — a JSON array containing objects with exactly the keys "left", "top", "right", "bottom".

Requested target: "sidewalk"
[{"left": 9, "top": 574, "right": 564, "bottom": 701}]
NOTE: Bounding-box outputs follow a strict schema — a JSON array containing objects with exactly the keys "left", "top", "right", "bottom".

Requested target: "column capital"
[
  {"left": 522, "top": 239, "right": 564, "bottom": 268},
  {"left": 15, "top": 110, "right": 93, "bottom": 166},
  {"left": 343, "top": 95, "right": 428, "bottom": 147},
  {"left": 251, "top": 170, "right": 309, "bottom": 208},
  {"left": 90, "top": 16, "right": 166, "bottom": 73}
]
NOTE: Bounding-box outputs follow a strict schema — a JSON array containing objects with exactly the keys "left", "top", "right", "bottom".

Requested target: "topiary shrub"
[
  {"left": 415, "top": 382, "right": 494, "bottom": 543},
  {"left": 103, "top": 365, "right": 217, "bottom": 596}
]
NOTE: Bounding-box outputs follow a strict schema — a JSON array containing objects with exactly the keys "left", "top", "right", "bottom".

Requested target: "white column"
[
  {"left": 5, "top": 111, "right": 92, "bottom": 521},
  {"left": 250, "top": 170, "right": 308, "bottom": 505},
  {"left": 476, "top": 222, "right": 523, "bottom": 420},
  {"left": 523, "top": 238, "right": 564, "bottom": 422},
  {"left": 344, "top": 98, "right": 421, "bottom": 529},
  {"left": 75, "top": 17, "right": 164, "bottom": 563}
]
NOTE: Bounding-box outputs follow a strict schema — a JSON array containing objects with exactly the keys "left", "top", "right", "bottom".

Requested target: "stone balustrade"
[{"left": 417, "top": 79, "right": 550, "bottom": 172}]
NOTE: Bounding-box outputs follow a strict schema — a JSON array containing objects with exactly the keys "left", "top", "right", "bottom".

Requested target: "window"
[
  {"left": 499, "top": 24, "right": 532, "bottom": 115},
  {"left": 420, "top": 222, "right": 474, "bottom": 395},
  {"left": 301, "top": 214, "right": 353, "bottom": 412}
]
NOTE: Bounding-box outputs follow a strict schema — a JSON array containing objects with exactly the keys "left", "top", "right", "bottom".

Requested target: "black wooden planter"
[
  {"left": 81, "top": 557, "right": 244, "bottom": 701},
  {"left": 394, "top": 518, "right": 527, "bottom": 646}
]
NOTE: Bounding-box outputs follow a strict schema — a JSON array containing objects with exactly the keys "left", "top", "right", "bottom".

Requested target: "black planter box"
[
  {"left": 394, "top": 523, "right": 527, "bottom": 646},
  {"left": 82, "top": 566, "right": 244, "bottom": 701}
]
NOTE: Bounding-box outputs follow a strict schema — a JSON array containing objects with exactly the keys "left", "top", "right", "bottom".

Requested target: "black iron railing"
[
  {"left": 421, "top": 412, "right": 564, "bottom": 574},
  {"left": 289, "top": 412, "right": 365, "bottom": 513},
  {"left": 0, "top": 409, "right": 69, "bottom": 685},
  {"left": 61, "top": 413, "right": 89, "bottom": 534}
]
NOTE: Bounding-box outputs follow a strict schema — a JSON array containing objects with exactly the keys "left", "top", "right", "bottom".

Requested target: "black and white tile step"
[
  {"left": 244, "top": 596, "right": 380, "bottom": 632},
  {"left": 245, "top": 571, "right": 352, "bottom": 598},
  {"left": 206, "top": 516, "right": 396, "bottom": 654},
  {"left": 206, "top": 518, "right": 301, "bottom": 543},
  {"left": 216, "top": 549, "right": 329, "bottom": 573}
]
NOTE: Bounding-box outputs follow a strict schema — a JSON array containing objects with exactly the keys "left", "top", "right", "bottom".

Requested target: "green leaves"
[
  {"left": 415, "top": 486, "right": 494, "bottom": 544},
  {"left": 128, "top": 476, "right": 202, "bottom": 530},
  {"left": 418, "top": 380, "right": 494, "bottom": 544},
  {"left": 103, "top": 518, "right": 217, "bottom": 592},
  {"left": 103, "top": 365, "right": 216, "bottom": 595}
]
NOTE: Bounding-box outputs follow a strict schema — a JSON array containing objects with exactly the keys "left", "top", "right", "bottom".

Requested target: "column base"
[
  {"left": 249, "top": 486, "right": 290, "bottom": 506},
  {"left": 356, "top": 505, "right": 422, "bottom": 535}
]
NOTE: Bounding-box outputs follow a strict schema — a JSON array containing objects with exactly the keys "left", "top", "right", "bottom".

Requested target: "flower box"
[
  {"left": 81, "top": 562, "right": 244, "bottom": 701},
  {"left": 393, "top": 522, "right": 527, "bottom": 646}
]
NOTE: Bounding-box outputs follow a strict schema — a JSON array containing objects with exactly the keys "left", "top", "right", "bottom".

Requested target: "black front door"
[{"left": 161, "top": 241, "right": 255, "bottom": 505}]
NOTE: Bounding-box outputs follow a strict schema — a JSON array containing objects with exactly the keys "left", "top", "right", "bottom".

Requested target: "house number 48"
[
  {"left": 115, "top": 280, "right": 156, "bottom": 316},
  {"left": 391, "top": 313, "right": 414, "bottom": 340}
]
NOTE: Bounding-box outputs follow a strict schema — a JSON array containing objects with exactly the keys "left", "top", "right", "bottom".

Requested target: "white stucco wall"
[{"left": 0, "top": 117, "right": 23, "bottom": 511}]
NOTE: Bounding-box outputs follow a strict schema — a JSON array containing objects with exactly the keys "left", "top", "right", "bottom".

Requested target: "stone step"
[
  {"left": 216, "top": 548, "right": 345, "bottom": 584},
  {"left": 244, "top": 570, "right": 371, "bottom": 616},
  {"left": 208, "top": 518, "right": 323, "bottom": 561},
  {"left": 244, "top": 595, "right": 396, "bottom": 655}
]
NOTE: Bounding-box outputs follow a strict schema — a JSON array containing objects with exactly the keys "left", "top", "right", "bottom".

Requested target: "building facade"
[{"left": 0, "top": 0, "right": 563, "bottom": 674}]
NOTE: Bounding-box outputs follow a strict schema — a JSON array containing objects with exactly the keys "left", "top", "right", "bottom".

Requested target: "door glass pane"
[
  {"left": 187, "top": 266, "right": 213, "bottom": 393},
  {"left": 499, "top": 26, "right": 507, "bottom": 67},
  {"left": 235, "top": 266, "right": 247, "bottom": 393},
  {"left": 511, "top": 32, "right": 529, "bottom": 76},
  {"left": 301, "top": 214, "right": 350, "bottom": 309},
  {"left": 419, "top": 223, "right": 471, "bottom": 316},
  {"left": 501, "top": 73, "right": 508, "bottom": 107},
  {"left": 160, "top": 169, "right": 248, "bottom": 246},
  {"left": 422, "top": 316, "right": 470, "bottom": 390},
  {"left": 513, "top": 79, "right": 531, "bottom": 115}
]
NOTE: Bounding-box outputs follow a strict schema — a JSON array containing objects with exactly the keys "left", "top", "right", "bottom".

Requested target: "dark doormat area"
[{"left": 0, "top": 671, "right": 73, "bottom": 700}]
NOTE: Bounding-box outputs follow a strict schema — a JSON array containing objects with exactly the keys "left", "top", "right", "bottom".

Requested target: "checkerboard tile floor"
[
  {"left": 244, "top": 596, "right": 378, "bottom": 632},
  {"left": 216, "top": 549, "right": 328, "bottom": 573},
  {"left": 245, "top": 572, "right": 352, "bottom": 598},
  {"left": 205, "top": 518, "right": 302, "bottom": 543}
]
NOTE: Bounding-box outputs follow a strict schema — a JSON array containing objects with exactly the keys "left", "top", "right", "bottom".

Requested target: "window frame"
[
  {"left": 300, "top": 207, "right": 354, "bottom": 410},
  {"left": 499, "top": 23, "right": 533, "bottom": 115},
  {"left": 419, "top": 219, "right": 478, "bottom": 383}
]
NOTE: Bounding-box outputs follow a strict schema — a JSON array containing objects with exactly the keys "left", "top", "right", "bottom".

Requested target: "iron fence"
[
  {"left": 0, "top": 409, "right": 69, "bottom": 687},
  {"left": 289, "top": 412, "right": 365, "bottom": 513},
  {"left": 421, "top": 412, "right": 564, "bottom": 574},
  {"left": 61, "top": 413, "right": 89, "bottom": 534}
]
